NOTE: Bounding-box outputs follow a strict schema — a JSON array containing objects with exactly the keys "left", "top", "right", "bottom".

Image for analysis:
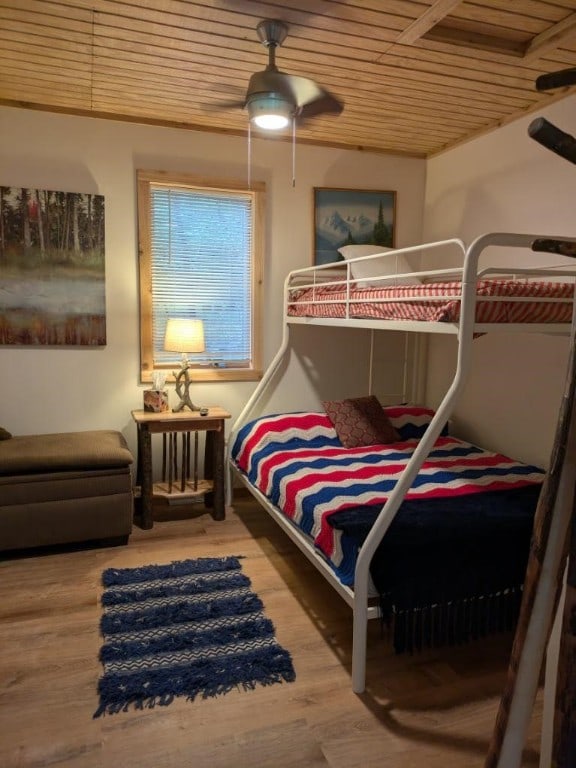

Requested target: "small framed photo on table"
[{"left": 313, "top": 187, "right": 396, "bottom": 266}]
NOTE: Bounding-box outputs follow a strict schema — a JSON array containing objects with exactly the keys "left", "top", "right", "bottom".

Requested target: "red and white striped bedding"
[{"left": 287, "top": 279, "right": 574, "bottom": 324}]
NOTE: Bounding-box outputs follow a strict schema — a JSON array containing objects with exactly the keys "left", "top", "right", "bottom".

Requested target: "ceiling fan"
[{"left": 223, "top": 19, "right": 344, "bottom": 130}]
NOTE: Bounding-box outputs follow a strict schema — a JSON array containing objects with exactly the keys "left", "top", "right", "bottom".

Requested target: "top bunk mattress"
[{"left": 287, "top": 279, "right": 574, "bottom": 324}]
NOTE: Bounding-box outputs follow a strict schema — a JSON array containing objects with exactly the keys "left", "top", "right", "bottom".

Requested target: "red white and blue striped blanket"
[{"left": 231, "top": 409, "right": 544, "bottom": 587}]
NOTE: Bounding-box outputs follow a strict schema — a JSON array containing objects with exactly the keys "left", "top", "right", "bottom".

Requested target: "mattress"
[{"left": 287, "top": 278, "right": 574, "bottom": 324}]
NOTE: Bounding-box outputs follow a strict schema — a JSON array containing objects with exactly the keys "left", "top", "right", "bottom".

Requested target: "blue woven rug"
[{"left": 94, "top": 556, "right": 295, "bottom": 717}]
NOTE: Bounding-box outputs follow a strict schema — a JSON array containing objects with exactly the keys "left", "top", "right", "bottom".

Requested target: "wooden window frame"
[{"left": 137, "top": 169, "right": 264, "bottom": 384}]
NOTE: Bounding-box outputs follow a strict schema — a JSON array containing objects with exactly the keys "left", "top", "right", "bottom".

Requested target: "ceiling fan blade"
[
  {"left": 297, "top": 91, "right": 344, "bottom": 119},
  {"left": 279, "top": 74, "right": 343, "bottom": 117},
  {"left": 282, "top": 74, "right": 321, "bottom": 105},
  {"left": 202, "top": 81, "right": 247, "bottom": 112},
  {"left": 205, "top": 98, "right": 246, "bottom": 112}
]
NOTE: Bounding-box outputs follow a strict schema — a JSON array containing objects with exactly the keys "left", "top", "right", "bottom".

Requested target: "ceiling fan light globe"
[
  {"left": 248, "top": 94, "right": 292, "bottom": 130},
  {"left": 254, "top": 113, "right": 290, "bottom": 130}
]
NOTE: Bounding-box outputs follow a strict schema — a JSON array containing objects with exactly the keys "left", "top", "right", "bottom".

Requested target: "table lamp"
[{"left": 164, "top": 318, "right": 205, "bottom": 412}]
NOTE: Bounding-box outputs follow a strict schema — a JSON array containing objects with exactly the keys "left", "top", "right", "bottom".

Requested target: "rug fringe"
[{"left": 93, "top": 646, "right": 295, "bottom": 718}]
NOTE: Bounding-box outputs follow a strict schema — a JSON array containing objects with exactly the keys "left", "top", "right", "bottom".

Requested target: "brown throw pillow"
[
  {"left": 0, "top": 426, "right": 12, "bottom": 440},
  {"left": 322, "top": 395, "right": 400, "bottom": 449}
]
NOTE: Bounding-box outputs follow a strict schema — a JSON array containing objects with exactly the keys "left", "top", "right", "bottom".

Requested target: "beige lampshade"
[{"left": 164, "top": 318, "right": 205, "bottom": 354}]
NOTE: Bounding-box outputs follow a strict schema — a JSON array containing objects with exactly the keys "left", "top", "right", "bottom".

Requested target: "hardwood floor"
[{"left": 0, "top": 497, "right": 542, "bottom": 768}]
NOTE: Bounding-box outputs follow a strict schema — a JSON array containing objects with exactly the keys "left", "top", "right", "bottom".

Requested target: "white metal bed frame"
[{"left": 227, "top": 231, "right": 576, "bottom": 768}]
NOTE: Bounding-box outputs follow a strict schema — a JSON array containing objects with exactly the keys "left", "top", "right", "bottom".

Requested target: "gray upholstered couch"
[{"left": 0, "top": 429, "right": 134, "bottom": 552}]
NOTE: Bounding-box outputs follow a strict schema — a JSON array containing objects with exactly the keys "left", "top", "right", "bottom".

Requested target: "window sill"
[{"left": 141, "top": 368, "right": 263, "bottom": 384}]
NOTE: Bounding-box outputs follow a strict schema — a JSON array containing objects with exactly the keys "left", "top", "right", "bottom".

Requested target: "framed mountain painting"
[{"left": 313, "top": 187, "right": 396, "bottom": 266}]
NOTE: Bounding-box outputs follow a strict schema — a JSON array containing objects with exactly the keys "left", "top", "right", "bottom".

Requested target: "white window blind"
[{"left": 150, "top": 184, "right": 253, "bottom": 368}]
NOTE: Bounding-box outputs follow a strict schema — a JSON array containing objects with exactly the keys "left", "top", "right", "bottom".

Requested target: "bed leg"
[
  {"left": 352, "top": 590, "right": 369, "bottom": 693},
  {"left": 225, "top": 464, "right": 233, "bottom": 508}
]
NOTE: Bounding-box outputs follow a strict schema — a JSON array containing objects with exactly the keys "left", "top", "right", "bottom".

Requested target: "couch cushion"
[
  {"left": 0, "top": 467, "right": 132, "bottom": 505},
  {"left": 0, "top": 430, "right": 133, "bottom": 476}
]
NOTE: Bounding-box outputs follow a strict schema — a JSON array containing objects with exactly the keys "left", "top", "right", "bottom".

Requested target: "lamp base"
[{"left": 172, "top": 365, "right": 199, "bottom": 412}]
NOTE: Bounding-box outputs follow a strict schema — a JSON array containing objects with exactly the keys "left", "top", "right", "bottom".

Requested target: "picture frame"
[
  {"left": 313, "top": 187, "right": 396, "bottom": 266},
  {"left": 0, "top": 185, "right": 106, "bottom": 346}
]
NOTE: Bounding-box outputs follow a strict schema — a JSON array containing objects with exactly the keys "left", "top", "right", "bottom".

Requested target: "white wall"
[
  {"left": 423, "top": 95, "right": 576, "bottom": 469},
  {"left": 0, "top": 106, "right": 426, "bottom": 456}
]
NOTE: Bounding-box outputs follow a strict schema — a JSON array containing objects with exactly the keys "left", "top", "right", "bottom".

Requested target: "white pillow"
[{"left": 338, "top": 244, "right": 421, "bottom": 287}]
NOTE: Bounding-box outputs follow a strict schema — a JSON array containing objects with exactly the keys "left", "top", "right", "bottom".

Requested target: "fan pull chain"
[
  {"left": 247, "top": 121, "right": 252, "bottom": 189},
  {"left": 292, "top": 118, "right": 296, "bottom": 187}
]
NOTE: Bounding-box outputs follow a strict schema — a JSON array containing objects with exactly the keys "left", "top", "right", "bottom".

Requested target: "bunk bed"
[{"left": 227, "top": 231, "right": 576, "bottom": 701}]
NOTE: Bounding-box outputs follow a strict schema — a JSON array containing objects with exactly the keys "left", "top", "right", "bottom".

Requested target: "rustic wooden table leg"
[
  {"left": 204, "top": 430, "right": 214, "bottom": 511},
  {"left": 180, "top": 431, "right": 187, "bottom": 493},
  {"left": 193, "top": 431, "right": 198, "bottom": 491},
  {"left": 139, "top": 426, "right": 154, "bottom": 530},
  {"left": 172, "top": 432, "right": 178, "bottom": 487},
  {"left": 135, "top": 423, "right": 144, "bottom": 487},
  {"left": 212, "top": 423, "right": 225, "bottom": 520},
  {"left": 204, "top": 422, "right": 225, "bottom": 520},
  {"left": 134, "top": 423, "right": 144, "bottom": 522}
]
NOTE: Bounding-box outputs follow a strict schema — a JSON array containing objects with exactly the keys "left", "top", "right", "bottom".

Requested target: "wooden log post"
[{"left": 552, "top": 512, "right": 576, "bottom": 767}]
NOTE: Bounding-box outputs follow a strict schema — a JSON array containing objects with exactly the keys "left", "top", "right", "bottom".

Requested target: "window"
[{"left": 137, "top": 170, "right": 264, "bottom": 383}]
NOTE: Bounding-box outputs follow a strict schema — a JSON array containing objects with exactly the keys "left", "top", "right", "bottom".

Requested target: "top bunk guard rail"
[
  {"left": 286, "top": 237, "right": 466, "bottom": 283},
  {"left": 285, "top": 233, "right": 576, "bottom": 337},
  {"left": 226, "top": 232, "right": 576, "bottom": 701}
]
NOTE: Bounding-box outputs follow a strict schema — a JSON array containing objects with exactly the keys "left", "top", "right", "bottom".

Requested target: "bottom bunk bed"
[{"left": 230, "top": 402, "right": 544, "bottom": 655}]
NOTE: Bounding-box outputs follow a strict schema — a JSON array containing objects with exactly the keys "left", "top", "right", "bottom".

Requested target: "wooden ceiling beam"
[
  {"left": 523, "top": 11, "right": 576, "bottom": 62},
  {"left": 377, "top": 0, "right": 463, "bottom": 60},
  {"left": 423, "top": 25, "right": 525, "bottom": 57},
  {"left": 415, "top": 9, "right": 576, "bottom": 62}
]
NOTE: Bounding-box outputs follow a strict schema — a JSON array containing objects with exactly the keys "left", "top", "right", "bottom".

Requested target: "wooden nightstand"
[{"left": 131, "top": 407, "right": 231, "bottom": 529}]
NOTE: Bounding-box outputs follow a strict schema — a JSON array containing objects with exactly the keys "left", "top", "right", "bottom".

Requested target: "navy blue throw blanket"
[{"left": 327, "top": 485, "right": 541, "bottom": 653}]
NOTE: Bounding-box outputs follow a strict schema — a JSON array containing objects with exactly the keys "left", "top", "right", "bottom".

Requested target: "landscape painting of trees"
[
  {"left": 313, "top": 187, "right": 396, "bottom": 266},
  {"left": 0, "top": 186, "right": 106, "bottom": 346}
]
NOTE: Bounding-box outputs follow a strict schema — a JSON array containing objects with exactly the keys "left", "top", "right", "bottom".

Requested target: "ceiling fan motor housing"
[{"left": 256, "top": 20, "right": 288, "bottom": 49}]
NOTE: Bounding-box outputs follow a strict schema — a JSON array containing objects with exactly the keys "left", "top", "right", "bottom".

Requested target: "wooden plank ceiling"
[{"left": 1, "top": 0, "right": 576, "bottom": 158}]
